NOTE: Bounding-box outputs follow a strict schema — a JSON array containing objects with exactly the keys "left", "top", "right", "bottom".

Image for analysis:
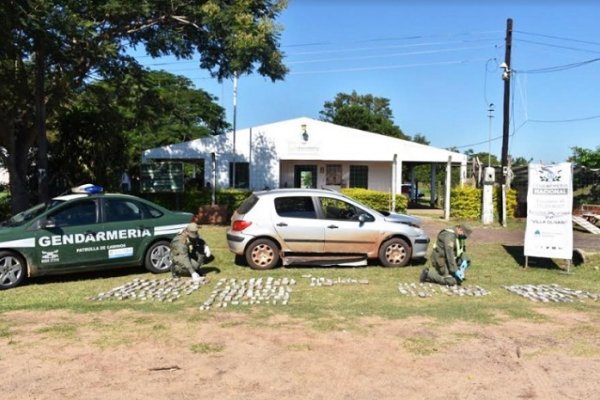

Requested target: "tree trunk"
[{"left": 35, "top": 39, "right": 49, "bottom": 203}]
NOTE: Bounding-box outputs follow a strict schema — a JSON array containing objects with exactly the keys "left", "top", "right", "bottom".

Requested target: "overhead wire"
[{"left": 514, "top": 30, "right": 600, "bottom": 47}]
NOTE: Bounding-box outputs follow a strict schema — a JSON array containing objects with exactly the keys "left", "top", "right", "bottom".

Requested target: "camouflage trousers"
[
  {"left": 425, "top": 267, "right": 458, "bottom": 286},
  {"left": 170, "top": 256, "right": 204, "bottom": 277}
]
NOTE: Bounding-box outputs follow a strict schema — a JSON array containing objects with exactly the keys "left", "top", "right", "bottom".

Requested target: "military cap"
[
  {"left": 186, "top": 222, "right": 199, "bottom": 238},
  {"left": 457, "top": 223, "right": 473, "bottom": 237}
]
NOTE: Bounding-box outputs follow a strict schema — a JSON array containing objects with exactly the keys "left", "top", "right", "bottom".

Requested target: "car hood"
[{"left": 381, "top": 212, "right": 422, "bottom": 227}]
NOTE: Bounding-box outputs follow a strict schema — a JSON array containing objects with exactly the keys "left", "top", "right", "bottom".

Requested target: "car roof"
[{"left": 254, "top": 188, "right": 343, "bottom": 197}]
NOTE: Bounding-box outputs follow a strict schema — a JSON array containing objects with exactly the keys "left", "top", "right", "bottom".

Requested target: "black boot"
[{"left": 419, "top": 268, "right": 429, "bottom": 283}]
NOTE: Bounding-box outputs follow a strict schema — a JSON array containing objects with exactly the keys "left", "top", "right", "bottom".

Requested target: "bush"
[
  {"left": 0, "top": 190, "right": 11, "bottom": 220},
  {"left": 341, "top": 188, "right": 408, "bottom": 213},
  {"left": 450, "top": 186, "right": 517, "bottom": 220},
  {"left": 142, "top": 188, "right": 252, "bottom": 223}
]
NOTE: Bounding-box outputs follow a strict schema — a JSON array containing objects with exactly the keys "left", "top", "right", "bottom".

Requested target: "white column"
[{"left": 444, "top": 156, "right": 451, "bottom": 220}]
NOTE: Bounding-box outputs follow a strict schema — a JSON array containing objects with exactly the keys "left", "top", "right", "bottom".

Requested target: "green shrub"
[
  {"left": 450, "top": 186, "right": 517, "bottom": 220},
  {"left": 0, "top": 190, "right": 11, "bottom": 220},
  {"left": 141, "top": 188, "right": 251, "bottom": 217},
  {"left": 450, "top": 186, "right": 481, "bottom": 219},
  {"left": 341, "top": 188, "right": 408, "bottom": 213}
]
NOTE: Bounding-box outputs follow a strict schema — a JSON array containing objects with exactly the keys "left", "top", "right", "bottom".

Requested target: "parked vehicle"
[
  {"left": 227, "top": 188, "right": 430, "bottom": 270},
  {"left": 0, "top": 185, "right": 193, "bottom": 289}
]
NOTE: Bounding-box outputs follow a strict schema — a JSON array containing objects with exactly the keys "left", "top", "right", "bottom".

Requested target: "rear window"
[
  {"left": 274, "top": 196, "right": 316, "bottom": 219},
  {"left": 237, "top": 194, "right": 259, "bottom": 214}
]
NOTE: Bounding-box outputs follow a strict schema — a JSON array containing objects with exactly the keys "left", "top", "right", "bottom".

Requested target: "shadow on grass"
[
  {"left": 28, "top": 265, "right": 149, "bottom": 287},
  {"left": 502, "top": 245, "right": 585, "bottom": 269},
  {"left": 26, "top": 265, "right": 223, "bottom": 288}
]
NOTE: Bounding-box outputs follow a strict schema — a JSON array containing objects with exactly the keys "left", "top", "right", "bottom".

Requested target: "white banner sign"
[{"left": 524, "top": 162, "right": 573, "bottom": 259}]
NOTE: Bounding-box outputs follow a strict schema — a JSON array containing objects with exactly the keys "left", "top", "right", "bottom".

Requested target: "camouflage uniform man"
[
  {"left": 420, "top": 223, "right": 472, "bottom": 286},
  {"left": 170, "top": 222, "right": 212, "bottom": 282}
]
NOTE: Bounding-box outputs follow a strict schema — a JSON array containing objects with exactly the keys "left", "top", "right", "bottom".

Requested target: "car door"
[
  {"left": 99, "top": 197, "right": 149, "bottom": 264},
  {"left": 272, "top": 195, "right": 324, "bottom": 253},
  {"left": 33, "top": 198, "right": 103, "bottom": 272},
  {"left": 319, "top": 196, "right": 380, "bottom": 254}
]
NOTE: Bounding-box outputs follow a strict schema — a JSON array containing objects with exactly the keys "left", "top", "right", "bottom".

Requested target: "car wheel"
[
  {"left": 144, "top": 241, "right": 172, "bottom": 274},
  {"left": 245, "top": 239, "right": 280, "bottom": 270},
  {"left": 0, "top": 251, "right": 27, "bottom": 290},
  {"left": 378, "top": 238, "right": 411, "bottom": 267}
]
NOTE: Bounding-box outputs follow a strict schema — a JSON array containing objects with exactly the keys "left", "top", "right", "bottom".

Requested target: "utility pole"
[
  {"left": 500, "top": 18, "right": 513, "bottom": 186},
  {"left": 500, "top": 18, "right": 513, "bottom": 227}
]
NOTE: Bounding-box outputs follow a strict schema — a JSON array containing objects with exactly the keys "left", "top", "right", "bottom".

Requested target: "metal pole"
[
  {"left": 232, "top": 72, "right": 238, "bottom": 188},
  {"left": 488, "top": 103, "right": 495, "bottom": 167},
  {"left": 444, "top": 156, "right": 451, "bottom": 220},
  {"left": 391, "top": 154, "right": 397, "bottom": 212}
]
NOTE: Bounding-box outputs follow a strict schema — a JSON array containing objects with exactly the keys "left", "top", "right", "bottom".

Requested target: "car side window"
[
  {"left": 320, "top": 197, "right": 366, "bottom": 221},
  {"left": 49, "top": 200, "right": 97, "bottom": 227},
  {"left": 103, "top": 199, "right": 143, "bottom": 222},
  {"left": 274, "top": 196, "right": 317, "bottom": 219}
]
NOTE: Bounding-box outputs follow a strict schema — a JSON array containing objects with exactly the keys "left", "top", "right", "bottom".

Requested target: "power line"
[
  {"left": 514, "top": 30, "right": 600, "bottom": 47},
  {"left": 527, "top": 115, "right": 600, "bottom": 123},
  {"left": 515, "top": 38, "right": 600, "bottom": 55},
  {"left": 288, "top": 45, "right": 495, "bottom": 66},
  {"left": 288, "top": 58, "right": 490, "bottom": 75},
  {"left": 516, "top": 57, "right": 600, "bottom": 74},
  {"left": 287, "top": 37, "right": 499, "bottom": 57}
]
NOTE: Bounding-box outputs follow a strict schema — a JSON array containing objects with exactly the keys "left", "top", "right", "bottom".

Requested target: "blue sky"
[{"left": 137, "top": 1, "right": 600, "bottom": 164}]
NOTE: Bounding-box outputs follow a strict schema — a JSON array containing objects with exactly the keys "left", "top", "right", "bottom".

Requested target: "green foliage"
[
  {"left": 569, "top": 146, "right": 600, "bottom": 168},
  {"left": 450, "top": 186, "right": 481, "bottom": 219},
  {"left": 319, "top": 91, "right": 408, "bottom": 140},
  {"left": 143, "top": 188, "right": 251, "bottom": 219},
  {"left": 0, "top": 0, "right": 288, "bottom": 212},
  {"left": 0, "top": 190, "right": 10, "bottom": 220},
  {"left": 450, "top": 186, "right": 517, "bottom": 219},
  {"left": 341, "top": 188, "right": 408, "bottom": 213},
  {"left": 51, "top": 70, "right": 229, "bottom": 192}
]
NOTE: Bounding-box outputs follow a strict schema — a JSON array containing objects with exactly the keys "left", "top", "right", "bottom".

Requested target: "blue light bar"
[{"left": 72, "top": 184, "right": 104, "bottom": 194}]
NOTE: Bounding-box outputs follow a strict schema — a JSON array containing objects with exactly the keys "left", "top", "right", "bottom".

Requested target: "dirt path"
[{"left": 1, "top": 309, "right": 598, "bottom": 400}]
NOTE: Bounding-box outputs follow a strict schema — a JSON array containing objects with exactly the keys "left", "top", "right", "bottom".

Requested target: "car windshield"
[{"left": 1, "top": 199, "right": 65, "bottom": 227}]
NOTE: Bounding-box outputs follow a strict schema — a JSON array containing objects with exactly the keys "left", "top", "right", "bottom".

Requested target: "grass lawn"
[{"left": 1, "top": 225, "right": 599, "bottom": 330}]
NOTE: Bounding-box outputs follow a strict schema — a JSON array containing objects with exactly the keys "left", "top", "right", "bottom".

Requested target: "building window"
[
  {"left": 229, "top": 162, "right": 249, "bottom": 188},
  {"left": 326, "top": 164, "right": 342, "bottom": 185},
  {"left": 349, "top": 165, "right": 368, "bottom": 189}
]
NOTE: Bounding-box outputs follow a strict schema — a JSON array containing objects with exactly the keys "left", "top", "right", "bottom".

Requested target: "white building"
[{"left": 142, "top": 117, "right": 467, "bottom": 204}]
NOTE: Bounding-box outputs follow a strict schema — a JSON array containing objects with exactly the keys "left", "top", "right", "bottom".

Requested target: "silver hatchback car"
[{"left": 226, "top": 189, "right": 430, "bottom": 270}]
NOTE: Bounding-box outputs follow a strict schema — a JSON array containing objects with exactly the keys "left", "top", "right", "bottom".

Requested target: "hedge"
[
  {"left": 341, "top": 188, "right": 408, "bottom": 213},
  {"left": 450, "top": 186, "right": 517, "bottom": 220}
]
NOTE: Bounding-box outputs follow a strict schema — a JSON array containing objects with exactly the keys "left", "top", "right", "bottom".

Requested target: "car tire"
[
  {"left": 378, "top": 238, "right": 411, "bottom": 267},
  {"left": 0, "top": 251, "right": 27, "bottom": 290},
  {"left": 144, "top": 240, "right": 172, "bottom": 274},
  {"left": 245, "top": 238, "right": 280, "bottom": 270}
]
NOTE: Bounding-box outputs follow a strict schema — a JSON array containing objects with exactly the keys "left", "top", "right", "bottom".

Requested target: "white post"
[
  {"left": 211, "top": 152, "right": 216, "bottom": 205},
  {"left": 444, "top": 156, "right": 451, "bottom": 220},
  {"left": 232, "top": 72, "right": 238, "bottom": 188},
  {"left": 391, "top": 154, "right": 397, "bottom": 211}
]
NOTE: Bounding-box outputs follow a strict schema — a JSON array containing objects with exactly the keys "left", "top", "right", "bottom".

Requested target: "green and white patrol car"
[{"left": 0, "top": 185, "right": 193, "bottom": 289}]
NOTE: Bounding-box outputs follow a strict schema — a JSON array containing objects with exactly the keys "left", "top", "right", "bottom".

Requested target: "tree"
[
  {"left": 50, "top": 69, "right": 229, "bottom": 192},
  {"left": 0, "top": 0, "right": 288, "bottom": 212},
  {"left": 569, "top": 146, "right": 600, "bottom": 168},
  {"left": 319, "top": 91, "right": 409, "bottom": 140}
]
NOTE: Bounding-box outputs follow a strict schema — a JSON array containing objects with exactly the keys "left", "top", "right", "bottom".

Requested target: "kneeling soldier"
[
  {"left": 420, "top": 223, "right": 472, "bottom": 286},
  {"left": 170, "top": 222, "right": 212, "bottom": 282}
]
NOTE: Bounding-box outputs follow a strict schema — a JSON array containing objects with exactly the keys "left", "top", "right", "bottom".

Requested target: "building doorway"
[{"left": 294, "top": 165, "right": 317, "bottom": 188}]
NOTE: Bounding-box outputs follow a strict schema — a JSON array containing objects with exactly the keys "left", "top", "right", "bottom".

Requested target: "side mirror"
[{"left": 358, "top": 214, "right": 367, "bottom": 223}]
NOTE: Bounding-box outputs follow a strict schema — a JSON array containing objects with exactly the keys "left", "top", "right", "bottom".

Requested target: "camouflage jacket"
[
  {"left": 431, "top": 228, "right": 466, "bottom": 274},
  {"left": 170, "top": 233, "right": 205, "bottom": 268}
]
